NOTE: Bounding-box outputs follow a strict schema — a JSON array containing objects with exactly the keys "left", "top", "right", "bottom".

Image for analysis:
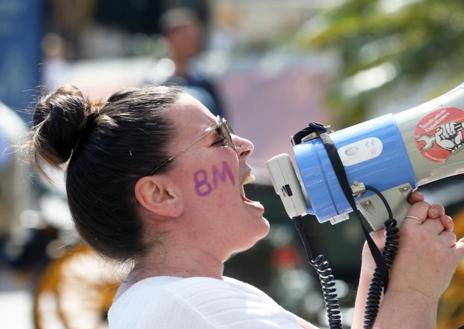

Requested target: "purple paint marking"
[
  {"left": 194, "top": 169, "right": 213, "bottom": 197},
  {"left": 193, "top": 161, "right": 236, "bottom": 197},
  {"left": 212, "top": 161, "right": 235, "bottom": 187}
]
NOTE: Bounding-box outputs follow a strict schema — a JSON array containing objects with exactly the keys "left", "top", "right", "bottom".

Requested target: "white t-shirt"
[{"left": 108, "top": 276, "right": 302, "bottom": 329}]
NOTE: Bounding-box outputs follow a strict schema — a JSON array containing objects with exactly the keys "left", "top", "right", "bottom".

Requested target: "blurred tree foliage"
[
  {"left": 297, "top": 3, "right": 464, "bottom": 328},
  {"left": 298, "top": 0, "right": 464, "bottom": 126}
]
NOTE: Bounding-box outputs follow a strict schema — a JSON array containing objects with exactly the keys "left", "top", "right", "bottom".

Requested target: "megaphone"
[{"left": 267, "top": 82, "right": 464, "bottom": 230}]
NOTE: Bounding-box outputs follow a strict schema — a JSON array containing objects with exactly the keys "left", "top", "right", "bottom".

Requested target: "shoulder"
[
  {"left": 108, "top": 277, "right": 215, "bottom": 329},
  {"left": 109, "top": 276, "right": 301, "bottom": 329},
  {"left": 184, "top": 277, "right": 301, "bottom": 328}
]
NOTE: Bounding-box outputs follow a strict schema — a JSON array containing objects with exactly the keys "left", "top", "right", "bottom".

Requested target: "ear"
[{"left": 134, "top": 176, "right": 184, "bottom": 218}]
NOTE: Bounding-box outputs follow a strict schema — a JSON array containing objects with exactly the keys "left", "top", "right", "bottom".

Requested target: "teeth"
[{"left": 242, "top": 174, "right": 256, "bottom": 186}]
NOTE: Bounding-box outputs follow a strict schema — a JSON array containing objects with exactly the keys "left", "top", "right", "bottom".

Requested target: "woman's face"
[{"left": 165, "top": 93, "right": 269, "bottom": 258}]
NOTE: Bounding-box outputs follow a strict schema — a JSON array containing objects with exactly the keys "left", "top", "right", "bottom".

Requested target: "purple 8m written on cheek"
[{"left": 193, "top": 161, "right": 235, "bottom": 197}]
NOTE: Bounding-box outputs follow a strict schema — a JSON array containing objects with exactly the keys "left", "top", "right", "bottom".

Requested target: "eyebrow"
[
  {"left": 206, "top": 127, "right": 221, "bottom": 143},
  {"left": 192, "top": 123, "right": 218, "bottom": 144}
]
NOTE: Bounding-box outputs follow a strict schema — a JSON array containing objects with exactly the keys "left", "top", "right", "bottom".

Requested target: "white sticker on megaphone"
[{"left": 338, "top": 137, "right": 383, "bottom": 166}]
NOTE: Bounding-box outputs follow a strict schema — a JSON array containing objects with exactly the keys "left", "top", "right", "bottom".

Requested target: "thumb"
[{"left": 369, "top": 228, "right": 385, "bottom": 247}]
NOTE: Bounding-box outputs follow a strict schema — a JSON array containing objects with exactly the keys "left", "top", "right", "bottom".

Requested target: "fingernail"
[{"left": 447, "top": 216, "right": 453, "bottom": 222}]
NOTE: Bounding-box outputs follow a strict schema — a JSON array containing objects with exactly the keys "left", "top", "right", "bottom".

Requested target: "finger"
[
  {"left": 422, "top": 217, "right": 446, "bottom": 235},
  {"left": 439, "top": 214, "right": 454, "bottom": 232},
  {"left": 438, "top": 231, "right": 457, "bottom": 248},
  {"left": 369, "top": 229, "right": 386, "bottom": 247},
  {"left": 427, "top": 204, "right": 445, "bottom": 219},
  {"left": 404, "top": 201, "right": 431, "bottom": 225},
  {"left": 408, "top": 191, "right": 424, "bottom": 204},
  {"left": 404, "top": 215, "right": 425, "bottom": 224}
]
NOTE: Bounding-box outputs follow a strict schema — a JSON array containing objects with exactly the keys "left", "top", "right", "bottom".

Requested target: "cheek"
[{"left": 191, "top": 160, "right": 237, "bottom": 200}]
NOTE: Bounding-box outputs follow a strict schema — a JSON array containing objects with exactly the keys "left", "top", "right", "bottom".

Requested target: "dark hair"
[{"left": 29, "top": 84, "right": 181, "bottom": 261}]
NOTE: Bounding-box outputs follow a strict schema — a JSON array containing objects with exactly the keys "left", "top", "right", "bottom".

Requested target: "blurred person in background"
[
  {"left": 41, "top": 33, "right": 71, "bottom": 93},
  {"left": 27, "top": 84, "right": 464, "bottom": 328},
  {"left": 0, "top": 102, "right": 29, "bottom": 260},
  {"left": 143, "top": 7, "right": 226, "bottom": 118}
]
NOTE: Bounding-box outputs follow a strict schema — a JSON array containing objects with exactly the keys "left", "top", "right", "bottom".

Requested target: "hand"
[
  {"left": 387, "top": 201, "right": 464, "bottom": 301},
  {"left": 360, "top": 191, "right": 454, "bottom": 276},
  {"left": 353, "top": 192, "right": 461, "bottom": 329}
]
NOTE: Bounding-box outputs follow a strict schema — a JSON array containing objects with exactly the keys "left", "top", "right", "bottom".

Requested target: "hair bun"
[{"left": 32, "top": 84, "right": 93, "bottom": 166}]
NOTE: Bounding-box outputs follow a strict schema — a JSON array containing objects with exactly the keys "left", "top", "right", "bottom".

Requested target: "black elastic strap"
[{"left": 318, "top": 132, "right": 390, "bottom": 288}]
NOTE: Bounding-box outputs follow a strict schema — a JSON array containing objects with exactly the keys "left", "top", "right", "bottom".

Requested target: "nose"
[{"left": 233, "top": 135, "right": 254, "bottom": 160}]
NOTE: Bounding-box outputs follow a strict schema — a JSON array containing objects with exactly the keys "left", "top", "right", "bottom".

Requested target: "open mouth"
[
  {"left": 240, "top": 174, "right": 255, "bottom": 201},
  {"left": 240, "top": 174, "right": 264, "bottom": 210}
]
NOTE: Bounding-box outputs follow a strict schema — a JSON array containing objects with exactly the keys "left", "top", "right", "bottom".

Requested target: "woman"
[{"left": 28, "top": 85, "right": 464, "bottom": 328}]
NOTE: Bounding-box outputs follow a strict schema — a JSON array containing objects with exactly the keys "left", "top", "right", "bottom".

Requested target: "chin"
[
  {"left": 258, "top": 216, "right": 271, "bottom": 238},
  {"left": 236, "top": 219, "right": 270, "bottom": 253}
]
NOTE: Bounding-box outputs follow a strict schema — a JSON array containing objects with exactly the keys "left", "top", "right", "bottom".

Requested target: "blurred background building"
[{"left": 1, "top": 0, "right": 464, "bottom": 328}]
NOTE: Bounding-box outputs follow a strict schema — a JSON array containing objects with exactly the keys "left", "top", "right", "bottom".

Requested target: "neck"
[
  {"left": 170, "top": 51, "right": 190, "bottom": 77},
  {"left": 128, "top": 239, "right": 225, "bottom": 285}
]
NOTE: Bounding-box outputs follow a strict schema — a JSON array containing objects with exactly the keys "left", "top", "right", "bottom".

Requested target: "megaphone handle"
[
  {"left": 317, "top": 130, "right": 394, "bottom": 327},
  {"left": 358, "top": 184, "right": 413, "bottom": 231}
]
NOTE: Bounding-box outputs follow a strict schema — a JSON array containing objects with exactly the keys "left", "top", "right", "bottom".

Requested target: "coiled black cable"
[
  {"left": 290, "top": 123, "right": 400, "bottom": 328},
  {"left": 293, "top": 185, "right": 400, "bottom": 329},
  {"left": 310, "top": 254, "right": 342, "bottom": 328},
  {"left": 293, "top": 216, "right": 342, "bottom": 329},
  {"left": 363, "top": 186, "right": 399, "bottom": 329}
]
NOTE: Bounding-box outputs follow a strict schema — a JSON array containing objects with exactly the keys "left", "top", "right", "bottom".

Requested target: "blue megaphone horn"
[{"left": 267, "top": 82, "right": 464, "bottom": 229}]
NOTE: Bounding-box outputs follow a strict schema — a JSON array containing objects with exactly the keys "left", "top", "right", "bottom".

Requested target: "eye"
[
  {"left": 211, "top": 136, "right": 227, "bottom": 146},
  {"left": 210, "top": 127, "right": 228, "bottom": 147}
]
